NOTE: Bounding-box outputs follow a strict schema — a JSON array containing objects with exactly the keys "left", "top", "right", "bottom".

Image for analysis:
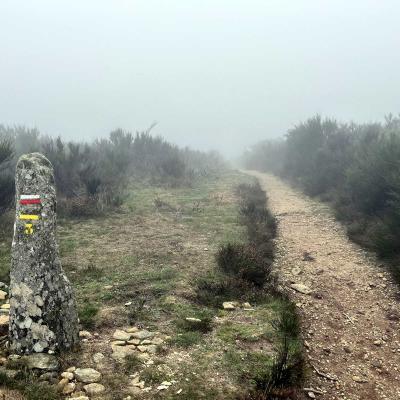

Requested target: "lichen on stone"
[{"left": 9, "top": 153, "right": 79, "bottom": 354}]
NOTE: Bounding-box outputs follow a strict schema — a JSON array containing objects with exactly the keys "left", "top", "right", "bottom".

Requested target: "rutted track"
[{"left": 247, "top": 171, "right": 400, "bottom": 400}]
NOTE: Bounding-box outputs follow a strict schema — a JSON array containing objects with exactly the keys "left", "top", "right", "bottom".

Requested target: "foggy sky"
[{"left": 1, "top": 1, "right": 400, "bottom": 157}]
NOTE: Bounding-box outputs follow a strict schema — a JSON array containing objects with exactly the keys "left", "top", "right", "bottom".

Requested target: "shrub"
[
  {"left": 243, "top": 301, "right": 304, "bottom": 399},
  {"left": 195, "top": 274, "right": 258, "bottom": 307},
  {"left": 171, "top": 331, "right": 202, "bottom": 348},
  {"left": 216, "top": 243, "right": 271, "bottom": 287}
]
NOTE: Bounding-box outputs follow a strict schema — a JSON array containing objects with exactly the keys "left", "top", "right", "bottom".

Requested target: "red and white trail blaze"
[{"left": 19, "top": 195, "right": 41, "bottom": 205}]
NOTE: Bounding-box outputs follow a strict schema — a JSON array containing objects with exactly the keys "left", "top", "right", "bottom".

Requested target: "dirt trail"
[{"left": 247, "top": 171, "right": 400, "bottom": 400}]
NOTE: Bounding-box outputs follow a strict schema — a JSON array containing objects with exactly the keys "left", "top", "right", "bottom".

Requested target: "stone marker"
[{"left": 9, "top": 153, "right": 79, "bottom": 354}]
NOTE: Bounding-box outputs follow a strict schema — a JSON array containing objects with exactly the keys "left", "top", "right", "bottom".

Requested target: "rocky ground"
[{"left": 249, "top": 171, "right": 400, "bottom": 400}]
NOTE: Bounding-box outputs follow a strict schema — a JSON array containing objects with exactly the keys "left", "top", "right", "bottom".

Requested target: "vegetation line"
[{"left": 226, "top": 181, "right": 304, "bottom": 399}]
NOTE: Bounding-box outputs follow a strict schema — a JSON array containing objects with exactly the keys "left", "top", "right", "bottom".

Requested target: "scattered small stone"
[
  {"left": 93, "top": 352, "right": 105, "bottom": 364},
  {"left": 352, "top": 375, "right": 368, "bottom": 383},
  {"left": 0, "top": 314, "right": 9, "bottom": 334},
  {"left": 71, "top": 391, "right": 87, "bottom": 398},
  {"left": 124, "top": 302, "right": 132, "bottom": 306},
  {"left": 373, "top": 340, "right": 383, "bottom": 346},
  {"left": 67, "top": 366, "right": 76, "bottom": 373},
  {"left": 151, "top": 337, "right": 164, "bottom": 345},
  {"left": 79, "top": 330, "right": 92, "bottom": 339},
  {"left": 127, "top": 339, "right": 141, "bottom": 345},
  {"left": 103, "top": 285, "right": 113, "bottom": 290},
  {"left": 58, "top": 378, "right": 69, "bottom": 389},
  {"left": 111, "top": 344, "right": 137, "bottom": 361},
  {"left": 131, "top": 330, "right": 155, "bottom": 340},
  {"left": 0, "top": 290, "right": 7, "bottom": 300},
  {"left": 61, "top": 371, "right": 74, "bottom": 380},
  {"left": 290, "top": 283, "right": 312, "bottom": 295},
  {"left": 74, "top": 368, "right": 101, "bottom": 383},
  {"left": 161, "top": 381, "right": 172, "bottom": 386},
  {"left": 63, "top": 382, "right": 76, "bottom": 395},
  {"left": 176, "top": 389, "right": 183, "bottom": 394},
  {"left": 147, "top": 345, "right": 158, "bottom": 354},
  {"left": 222, "top": 301, "right": 236, "bottom": 310},
  {"left": 112, "top": 340, "right": 127, "bottom": 346},
  {"left": 128, "top": 386, "right": 142, "bottom": 395},
  {"left": 67, "top": 397, "right": 89, "bottom": 400},
  {"left": 157, "top": 384, "right": 169, "bottom": 390},
  {"left": 136, "top": 352, "right": 150, "bottom": 362},
  {"left": 113, "top": 329, "right": 131, "bottom": 341},
  {"left": 185, "top": 317, "right": 202, "bottom": 323},
  {"left": 131, "top": 378, "right": 145, "bottom": 389},
  {"left": 291, "top": 267, "right": 302, "bottom": 276},
  {"left": 84, "top": 383, "right": 106, "bottom": 395},
  {"left": 344, "top": 346, "right": 352, "bottom": 354},
  {"left": 126, "top": 327, "right": 139, "bottom": 333},
  {"left": 308, "top": 392, "right": 316, "bottom": 399},
  {"left": 302, "top": 251, "right": 315, "bottom": 261}
]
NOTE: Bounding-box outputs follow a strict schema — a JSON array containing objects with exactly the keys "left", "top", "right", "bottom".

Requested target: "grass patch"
[
  {"left": 139, "top": 365, "right": 170, "bottom": 384},
  {"left": 0, "top": 371, "right": 61, "bottom": 400},
  {"left": 170, "top": 331, "right": 203, "bottom": 348},
  {"left": 78, "top": 302, "right": 99, "bottom": 329},
  {"left": 217, "top": 322, "right": 262, "bottom": 343},
  {"left": 174, "top": 308, "right": 214, "bottom": 333}
]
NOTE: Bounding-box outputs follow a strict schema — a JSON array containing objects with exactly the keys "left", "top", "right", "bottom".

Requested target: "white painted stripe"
[{"left": 20, "top": 195, "right": 40, "bottom": 200}]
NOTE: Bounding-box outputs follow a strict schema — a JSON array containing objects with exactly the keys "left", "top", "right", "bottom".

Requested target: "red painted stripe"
[{"left": 20, "top": 199, "right": 41, "bottom": 205}]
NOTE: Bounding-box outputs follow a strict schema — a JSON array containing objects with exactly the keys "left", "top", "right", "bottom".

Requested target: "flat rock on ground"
[
  {"left": 74, "top": 368, "right": 101, "bottom": 383},
  {"left": 248, "top": 171, "right": 400, "bottom": 400},
  {"left": 22, "top": 353, "right": 59, "bottom": 371}
]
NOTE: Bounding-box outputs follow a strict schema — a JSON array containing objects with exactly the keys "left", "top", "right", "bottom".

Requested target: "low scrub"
[
  {"left": 0, "top": 124, "right": 225, "bottom": 222},
  {"left": 216, "top": 243, "right": 272, "bottom": 287}
]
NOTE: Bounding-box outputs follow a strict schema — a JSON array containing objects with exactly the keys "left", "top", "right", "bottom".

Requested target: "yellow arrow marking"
[
  {"left": 24, "top": 223, "right": 34, "bottom": 235},
  {"left": 19, "top": 214, "right": 40, "bottom": 220}
]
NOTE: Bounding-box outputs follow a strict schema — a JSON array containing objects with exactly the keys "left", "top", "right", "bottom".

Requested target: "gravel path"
[{"left": 248, "top": 171, "right": 400, "bottom": 400}]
